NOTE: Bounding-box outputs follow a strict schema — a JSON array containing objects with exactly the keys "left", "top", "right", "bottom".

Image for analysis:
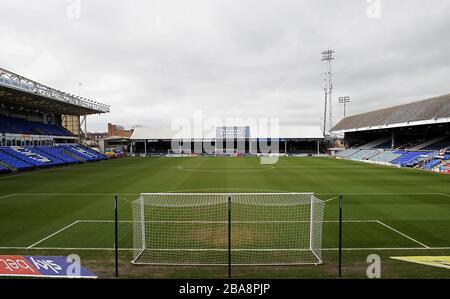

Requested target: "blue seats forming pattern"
[
  {"left": 0, "top": 146, "right": 65, "bottom": 167},
  {"left": 34, "top": 146, "right": 82, "bottom": 164},
  {"left": 336, "top": 147, "right": 448, "bottom": 172},
  {"left": 0, "top": 149, "right": 34, "bottom": 171},
  {"left": 391, "top": 151, "right": 431, "bottom": 167},
  {"left": 59, "top": 144, "right": 107, "bottom": 161},
  {"left": 0, "top": 145, "right": 108, "bottom": 173}
]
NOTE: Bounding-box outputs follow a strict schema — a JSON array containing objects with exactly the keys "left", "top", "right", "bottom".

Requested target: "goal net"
[{"left": 131, "top": 193, "right": 325, "bottom": 265}]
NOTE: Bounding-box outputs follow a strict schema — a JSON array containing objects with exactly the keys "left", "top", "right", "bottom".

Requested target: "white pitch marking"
[
  {"left": 14, "top": 193, "right": 140, "bottom": 196},
  {"left": 315, "top": 192, "right": 450, "bottom": 196},
  {"left": 76, "top": 219, "right": 378, "bottom": 224},
  {"left": 5, "top": 192, "right": 449, "bottom": 197},
  {"left": 118, "top": 196, "right": 132, "bottom": 202},
  {"left": 176, "top": 166, "right": 275, "bottom": 173},
  {"left": 0, "top": 194, "right": 16, "bottom": 199},
  {"left": 27, "top": 220, "right": 80, "bottom": 249},
  {"left": 0, "top": 246, "right": 135, "bottom": 251},
  {"left": 376, "top": 220, "right": 429, "bottom": 249},
  {"left": 321, "top": 247, "right": 441, "bottom": 251},
  {"left": 1, "top": 246, "right": 449, "bottom": 251},
  {"left": 324, "top": 196, "right": 338, "bottom": 202}
]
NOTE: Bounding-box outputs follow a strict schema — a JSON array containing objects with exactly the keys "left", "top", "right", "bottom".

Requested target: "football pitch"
[{"left": 0, "top": 156, "right": 449, "bottom": 278}]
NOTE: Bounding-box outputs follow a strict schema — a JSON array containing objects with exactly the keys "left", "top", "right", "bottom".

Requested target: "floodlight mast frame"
[
  {"left": 321, "top": 49, "right": 335, "bottom": 134},
  {"left": 338, "top": 96, "right": 350, "bottom": 118}
]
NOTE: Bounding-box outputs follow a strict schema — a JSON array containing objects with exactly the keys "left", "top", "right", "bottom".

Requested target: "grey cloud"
[{"left": 0, "top": 0, "right": 448, "bottom": 132}]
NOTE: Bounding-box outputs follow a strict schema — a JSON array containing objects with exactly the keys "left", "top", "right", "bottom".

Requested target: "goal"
[{"left": 131, "top": 193, "right": 325, "bottom": 265}]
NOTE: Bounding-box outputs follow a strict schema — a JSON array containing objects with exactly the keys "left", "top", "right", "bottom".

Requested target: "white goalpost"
[{"left": 131, "top": 193, "right": 325, "bottom": 266}]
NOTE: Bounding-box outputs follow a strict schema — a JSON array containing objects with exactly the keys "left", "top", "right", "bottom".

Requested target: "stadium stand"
[
  {"left": 335, "top": 148, "right": 359, "bottom": 158},
  {"left": 0, "top": 115, "right": 71, "bottom": 136},
  {"left": 331, "top": 94, "right": 450, "bottom": 133},
  {"left": 423, "top": 159, "right": 441, "bottom": 170},
  {"left": 358, "top": 137, "right": 390, "bottom": 149},
  {"left": 391, "top": 151, "right": 431, "bottom": 167},
  {"left": 394, "top": 139, "right": 420, "bottom": 150},
  {"left": 60, "top": 144, "right": 108, "bottom": 161},
  {"left": 34, "top": 146, "right": 82, "bottom": 164},
  {"left": 348, "top": 149, "right": 379, "bottom": 161},
  {"left": 0, "top": 149, "right": 34, "bottom": 171},
  {"left": 0, "top": 67, "right": 110, "bottom": 174},
  {"left": 369, "top": 151, "right": 402, "bottom": 163},
  {"left": 409, "top": 136, "right": 447, "bottom": 151},
  {"left": 372, "top": 140, "right": 392, "bottom": 149},
  {"left": 0, "top": 146, "right": 65, "bottom": 167},
  {"left": 0, "top": 145, "right": 107, "bottom": 172},
  {"left": 423, "top": 137, "right": 449, "bottom": 151},
  {"left": 332, "top": 93, "right": 450, "bottom": 173}
]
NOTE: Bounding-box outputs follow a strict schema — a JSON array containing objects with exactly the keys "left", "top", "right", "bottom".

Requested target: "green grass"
[{"left": 0, "top": 156, "right": 449, "bottom": 278}]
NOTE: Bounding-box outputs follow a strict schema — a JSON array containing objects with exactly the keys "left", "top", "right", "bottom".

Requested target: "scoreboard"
[{"left": 216, "top": 126, "right": 250, "bottom": 139}]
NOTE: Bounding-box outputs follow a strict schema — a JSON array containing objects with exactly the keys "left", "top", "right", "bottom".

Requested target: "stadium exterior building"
[{"left": 131, "top": 125, "right": 324, "bottom": 156}]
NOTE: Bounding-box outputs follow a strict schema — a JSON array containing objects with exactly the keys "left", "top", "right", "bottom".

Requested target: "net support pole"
[
  {"left": 140, "top": 195, "right": 146, "bottom": 251},
  {"left": 228, "top": 196, "right": 232, "bottom": 278},
  {"left": 309, "top": 194, "right": 314, "bottom": 252},
  {"left": 338, "top": 194, "right": 343, "bottom": 277},
  {"left": 114, "top": 195, "right": 119, "bottom": 277}
]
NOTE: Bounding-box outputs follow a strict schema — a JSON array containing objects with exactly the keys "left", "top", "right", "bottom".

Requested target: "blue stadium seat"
[
  {"left": 0, "top": 149, "right": 35, "bottom": 171},
  {"left": 0, "top": 144, "right": 106, "bottom": 172},
  {"left": 391, "top": 151, "right": 431, "bottom": 167},
  {"left": 0, "top": 115, "right": 72, "bottom": 136},
  {"left": 59, "top": 144, "right": 107, "bottom": 161},
  {"left": 0, "top": 146, "right": 65, "bottom": 167},
  {"left": 34, "top": 146, "right": 82, "bottom": 164}
]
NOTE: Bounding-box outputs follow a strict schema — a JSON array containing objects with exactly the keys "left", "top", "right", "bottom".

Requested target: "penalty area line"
[
  {"left": 376, "top": 220, "right": 429, "bottom": 249},
  {"left": 27, "top": 220, "right": 80, "bottom": 249}
]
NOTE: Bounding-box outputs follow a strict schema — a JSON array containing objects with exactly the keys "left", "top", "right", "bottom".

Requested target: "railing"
[{"left": 0, "top": 67, "right": 110, "bottom": 113}]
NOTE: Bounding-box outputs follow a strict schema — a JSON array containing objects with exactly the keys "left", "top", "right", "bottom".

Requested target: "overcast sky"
[{"left": 0, "top": 0, "right": 449, "bottom": 132}]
